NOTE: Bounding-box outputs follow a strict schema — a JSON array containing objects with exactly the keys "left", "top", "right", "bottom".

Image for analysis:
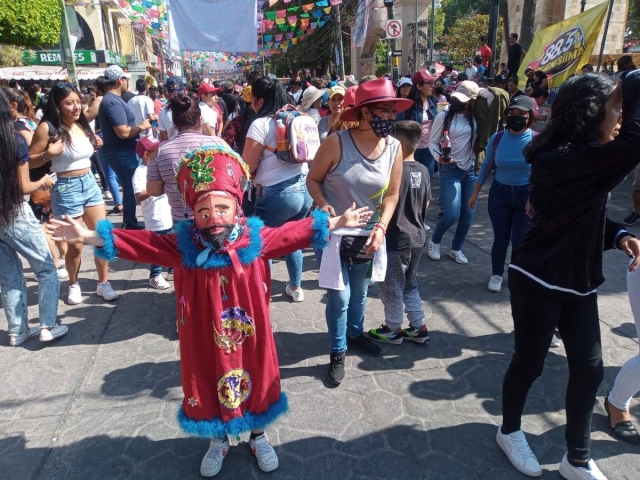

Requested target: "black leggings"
[{"left": 502, "top": 269, "right": 604, "bottom": 462}]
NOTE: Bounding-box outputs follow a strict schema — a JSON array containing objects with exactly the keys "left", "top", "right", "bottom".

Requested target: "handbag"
[
  {"left": 29, "top": 121, "right": 57, "bottom": 206},
  {"left": 340, "top": 235, "right": 374, "bottom": 265}
]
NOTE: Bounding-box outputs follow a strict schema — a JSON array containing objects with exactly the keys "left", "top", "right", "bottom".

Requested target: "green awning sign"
[{"left": 24, "top": 50, "right": 98, "bottom": 66}]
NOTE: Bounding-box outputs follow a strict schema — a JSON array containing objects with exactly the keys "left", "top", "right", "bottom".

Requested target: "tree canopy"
[
  {"left": 0, "top": 0, "right": 62, "bottom": 47},
  {"left": 440, "top": 0, "right": 490, "bottom": 32},
  {"left": 443, "top": 14, "right": 504, "bottom": 64}
]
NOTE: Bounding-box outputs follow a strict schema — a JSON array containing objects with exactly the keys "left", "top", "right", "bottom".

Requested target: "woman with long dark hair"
[
  {"left": 427, "top": 81, "right": 479, "bottom": 264},
  {"left": 29, "top": 83, "right": 117, "bottom": 306},
  {"left": 242, "top": 76, "right": 313, "bottom": 302},
  {"left": 497, "top": 72, "right": 640, "bottom": 480},
  {"left": 0, "top": 89, "right": 67, "bottom": 346}
]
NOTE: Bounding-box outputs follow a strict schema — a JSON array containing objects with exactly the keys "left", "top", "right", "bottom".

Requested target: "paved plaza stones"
[{"left": 1, "top": 179, "right": 639, "bottom": 480}]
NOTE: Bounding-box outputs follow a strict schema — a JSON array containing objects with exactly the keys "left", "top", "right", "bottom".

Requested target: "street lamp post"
[{"left": 486, "top": 0, "right": 499, "bottom": 77}]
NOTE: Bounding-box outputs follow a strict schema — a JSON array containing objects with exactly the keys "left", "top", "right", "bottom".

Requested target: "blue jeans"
[
  {"left": 326, "top": 261, "right": 371, "bottom": 353},
  {"left": 97, "top": 133, "right": 122, "bottom": 206},
  {"left": 488, "top": 180, "right": 529, "bottom": 276},
  {"left": 101, "top": 149, "right": 140, "bottom": 228},
  {"left": 431, "top": 163, "right": 477, "bottom": 251},
  {"left": 0, "top": 203, "right": 59, "bottom": 335},
  {"left": 254, "top": 173, "right": 312, "bottom": 288},
  {"left": 414, "top": 147, "right": 436, "bottom": 181},
  {"left": 150, "top": 228, "right": 175, "bottom": 278}
]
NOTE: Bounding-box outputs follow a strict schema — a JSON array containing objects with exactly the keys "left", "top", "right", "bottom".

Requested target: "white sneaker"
[
  {"left": 9, "top": 327, "right": 40, "bottom": 346},
  {"left": 250, "top": 433, "right": 279, "bottom": 473},
  {"left": 103, "top": 190, "right": 113, "bottom": 200},
  {"left": 39, "top": 324, "right": 68, "bottom": 342},
  {"left": 57, "top": 265, "right": 69, "bottom": 280},
  {"left": 559, "top": 453, "right": 607, "bottom": 480},
  {"left": 488, "top": 275, "right": 503, "bottom": 292},
  {"left": 424, "top": 224, "right": 431, "bottom": 232},
  {"left": 285, "top": 283, "right": 304, "bottom": 302},
  {"left": 96, "top": 281, "right": 119, "bottom": 301},
  {"left": 428, "top": 240, "right": 441, "bottom": 261},
  {"left": 200, "top": 437, "right": 229, "bottom": 477},
  {"left": 149, "top": 275, "right": 170, "bottom": 290},
  {"left": 496, "top": 426, "right": 542, "bottom": 477},
  {"left": 550, "top": 334, "right": 562, "bottom": 348},
  {"left": 68, "top": 283, "right": 82, "bottom": 305},
  {"left": 449, "top": 250, "right": 468, "bottom": 264}
]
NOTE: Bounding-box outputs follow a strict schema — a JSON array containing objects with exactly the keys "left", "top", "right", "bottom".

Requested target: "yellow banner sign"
[{"left": 518, "top": 2, "right": 608, "bottom": 90}]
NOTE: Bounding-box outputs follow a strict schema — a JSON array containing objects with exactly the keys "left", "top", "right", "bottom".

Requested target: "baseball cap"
[
  {"left": 166, "top": 76, "right": 185, "bottom": 92},
  {"left": 198, "top": 82, "right": 222, "bottom": 96},
  {"left": 494, "top": 74, "right": 508, "bottom": 84},
  {"left": 222, "top": 80, "right": 234, "bottom": 91},
  {"left": 507, "top": 95, "right": 536, "bottom": 113},
  {"left": 327, "top": 85, "right": 346, "bottom": 99},
  {"left": 451, "top": 81, "right": 480, "bottom": 102},
  {"left": 135, "top": 136, "right": 160, "bottom": 158},
  {"left": 360, "top": 74, "right": 377, "bottom": 83},
  {"left": 104, "top": 65, "right": 129, "bottom": 82},
  {"left": 411, "top": 70, "right": 438, "bottom": 85},
  {"left": 396, "top": 77, "right": 413, "bottom": 88},
  {"left": 466, "top": 58, "right": 473, "bottom": 63}
]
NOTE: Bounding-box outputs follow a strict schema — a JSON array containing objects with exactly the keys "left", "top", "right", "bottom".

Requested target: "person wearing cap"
[
  {"left": 318, "top": 86, "right": 346, "bottom": 142},
  {"left": 198, "top": 83, "right": 224, "bottom": 136},
  {"left": 158, "top": 78, "right": 216, "bottom": 141},
  {"left": 494, "top": 74, "right": 508, "bottom": 91},
  {"left": 132, "top": 137, "right": 173, "bottom": 289},
  {"left": 396, "top": 77, "right": 413, "bottom": 99},
  {"left": 468, "top": 95, "right": 536, "bottom": 293},
  {"left": 46, "top": 144, "right": 372, "bottom": 478},
  {"left": 298, "top": 86, "right": 325, "bottom": 124},
  {"left": 242, "top": 76, "right": 314, "bottom": 302},
  {"left": 395, "top": 70, "right": 441, "bottom": 182},
  {"left": 127, "top": 78, "right": 157, "bottom": 138},
  {"left": 99, "top": 65, "right": 151, "bottom": 231},
  {"left": 465, "top": 58, "right": 478, "bottom": 81},
  {"left": 307, "top": 78, "right": 409, "bottom": 384},
  {"left": 219, "top": 80, "right": 238, "bottom": 123},
  {"left": 427, "top": 80, "right": 480, "bottom": 265}
]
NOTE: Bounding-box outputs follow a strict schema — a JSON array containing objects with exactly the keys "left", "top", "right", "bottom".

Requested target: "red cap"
[
  {"left": 135, "top": 136, "right": 160, "bottom": 158},
  {"left": 411, "top": 70, "right": 439, "bottom": 85},
  {"left": 176, "top": 145, "right": 251, "bottom": 209},
  {"left": 198, "top": 83, "right": 222, "bottom": 96}
]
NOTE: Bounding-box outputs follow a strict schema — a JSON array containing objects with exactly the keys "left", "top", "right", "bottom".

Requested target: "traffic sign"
[
  {"left": 385, "top": 19, "right": 403, "bottom": 39},
  {"left": 391, "top": 50, "right": 403, "bottom": 57}
]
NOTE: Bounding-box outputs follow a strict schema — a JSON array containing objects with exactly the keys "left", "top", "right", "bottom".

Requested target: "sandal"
[{"left": 604, "top": 395, "right": 640, "bottom": 445}]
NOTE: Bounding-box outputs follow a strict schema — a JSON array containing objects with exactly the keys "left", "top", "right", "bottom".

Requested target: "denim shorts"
[{"left": 51, "top": 171, "right": 104, "bottom": 218}]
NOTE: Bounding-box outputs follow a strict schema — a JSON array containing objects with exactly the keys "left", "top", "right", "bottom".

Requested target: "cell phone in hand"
[{"left": 49, "top": 173, "right": 57, "bottom": 183}]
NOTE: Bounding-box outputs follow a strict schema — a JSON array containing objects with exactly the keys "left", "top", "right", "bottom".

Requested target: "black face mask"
[
  {"left": 369, "top": 113, "right": 395, "bottom": 138},
  {"left": 435, "top": 87, "right": 445, "bottom": 95},
  {"left": 449, "top": 98, "right": 467, "bottom": 113},
  {"left": 200, "top": 224, "right": 235, "bottom": 250},
  {"left": 506, "top": 115, "right": 528, "bottom": 132}
]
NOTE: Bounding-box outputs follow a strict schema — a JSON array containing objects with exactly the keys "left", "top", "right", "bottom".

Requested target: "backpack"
[{"left": 267, "top": 105, "right": 320, "bottom": 164}]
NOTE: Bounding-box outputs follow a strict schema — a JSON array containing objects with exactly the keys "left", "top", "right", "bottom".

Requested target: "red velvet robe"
[{"left": 95, "top": 211, "right": 329, "bottom": 438}]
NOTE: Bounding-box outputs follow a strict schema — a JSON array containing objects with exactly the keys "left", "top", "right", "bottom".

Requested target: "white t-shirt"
[
  {"left": 246, "top": 116, "right": 309, "bottom": 187},
  {"left": 132, "top": 164, "right": 173, "bottom": 232},
  {"left": 199, "top": 102, "right": 218, "bottom": 129},
  {"left": 128, "top": 94, "right": 154, "bottom": 137},
  {"left": 429, "top": 108, "right": 478, "bottom": 172},
  {"left": 158, "top": 108, "right": 211, "bottom": 141},
  {"left": 465, "top": 65, "right": 478, "bottom": 79}
]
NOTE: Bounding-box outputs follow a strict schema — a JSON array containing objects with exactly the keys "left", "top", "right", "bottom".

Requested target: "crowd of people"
[{"left": 1, "top": 52, "right": 640, "bottom": 480}]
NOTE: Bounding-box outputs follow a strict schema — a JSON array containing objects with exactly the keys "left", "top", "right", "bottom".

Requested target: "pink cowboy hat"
[{"left": 340, "top": 78, "right": 413, "bottom": 122}]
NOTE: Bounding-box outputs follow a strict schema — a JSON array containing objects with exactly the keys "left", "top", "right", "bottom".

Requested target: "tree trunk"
[{"left": 520, "top": 0, "right": 536, "bottom": 51}]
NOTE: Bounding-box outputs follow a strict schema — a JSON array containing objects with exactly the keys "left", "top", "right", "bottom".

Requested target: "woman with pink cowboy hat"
[{"left": 307, "top": 78, "right": 413, "bottom": 385}]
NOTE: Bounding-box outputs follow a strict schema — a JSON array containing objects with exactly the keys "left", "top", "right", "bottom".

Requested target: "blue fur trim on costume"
[
  {"left": 177, "top": 393, "right": 289, "bottom": 438},
  {"left": 311, "top": 209, "right": 330, "bottom": 251},
  {"left": 176, "top": 216, "right": 264, "bottom": 270},
  {"left": 94, "top": 219, "right": 118, "bottom": 261}
]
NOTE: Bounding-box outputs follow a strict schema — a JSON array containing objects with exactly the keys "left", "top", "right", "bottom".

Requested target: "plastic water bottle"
[
  {"left": 441, "top": 130, "right": 452, "bottom": 162},
  {"left": 276, "top": 119, "right": 288, "bottom": 152}
]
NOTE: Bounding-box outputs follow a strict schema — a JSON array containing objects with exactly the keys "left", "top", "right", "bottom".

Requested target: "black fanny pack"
[{"left": 340, "top": 235, "right": 374, "bottom": 265}]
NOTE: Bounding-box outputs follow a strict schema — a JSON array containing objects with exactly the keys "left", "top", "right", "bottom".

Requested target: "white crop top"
[{"left": 50, "top": 134, "right": 94, "bottom": 173}]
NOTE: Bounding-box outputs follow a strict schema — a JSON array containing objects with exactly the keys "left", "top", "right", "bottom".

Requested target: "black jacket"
[{"left": 511, "top": 71, "right": 640, "bottom": 294}]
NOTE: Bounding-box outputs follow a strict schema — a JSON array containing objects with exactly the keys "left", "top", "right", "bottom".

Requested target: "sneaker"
[
  {"left": 550, "top": 333, "right": 561, "bottom": 348},
  {"left": 327, "top": 352, "right": 345, "bottom": 385},
  {"left": 401, "top": 324, "right": 431, "bottom": 344},
  {"left": 250, "top": 433, "right": 279, "bottom": 473},
  {"left": 39, "top": 325, "right": 68, "bottom": 342},
  {"left": 57, "top": 265, "right": 69, "bottom": 281},
  {"left": 68, "top": 283, "right": 82, "bottom": 305},
  {"left": 496, "top": 426, "right": 542, "bottom": 477},
  {"left": 428, "top": 240, "right": 441, "bottom": 261},
  {"left": 285, "top": 283, "right": 304, "bottom": 302},
  {"left": 96, "top": 282, "right": 119, "bottom": 301},
  {"left": 368, "top": 324, "right": 403, "bottom": 344},
  {"left": 449, "top": 250, "right": 468, "bottom": 264},
  {"left": 488, "top": 275, "right": 503, "bottom": 292},
  {"left": 149, "top": 275, "right": 170, "bottom": 290},
  {"left": 103, "top": 190, "right": 113, "bottom": 200},
  {"left": 108, "top": 205, "right": 123, "bottom": 216},
  {"left": 623, "top": 211, "right": 640, "bottom": 226},
  {"left": 9, "top": 327, "right": 40, "bottom": 346},
  {"left": 559, "top": 453, "right": 607, "bottom": 480},
  {"left": 200, "top": 437, "right": 229, "bottom": 477},
  {"left": 424, "top": 224, "right": 431, "bottom": 232},
  {"left": 347, "top": 334, "right": 382, "bottom": 356}
]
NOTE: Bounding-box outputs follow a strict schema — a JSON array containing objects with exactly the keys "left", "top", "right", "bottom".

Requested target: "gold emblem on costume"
[
  {"left": 213, "top": 307, "right": 256, "bottom": 353},
  {"left": 217, "top": 369, "right": 251, "bottom": 409}
]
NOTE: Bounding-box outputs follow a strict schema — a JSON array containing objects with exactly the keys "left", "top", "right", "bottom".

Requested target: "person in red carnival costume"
[{"left": 46, "top": 144, "right": 372, "bottom": 477}]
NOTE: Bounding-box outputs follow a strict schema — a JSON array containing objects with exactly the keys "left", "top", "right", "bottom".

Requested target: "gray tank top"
[{"left": 322, "top": 130, "right": 399, "bottom": 227}]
